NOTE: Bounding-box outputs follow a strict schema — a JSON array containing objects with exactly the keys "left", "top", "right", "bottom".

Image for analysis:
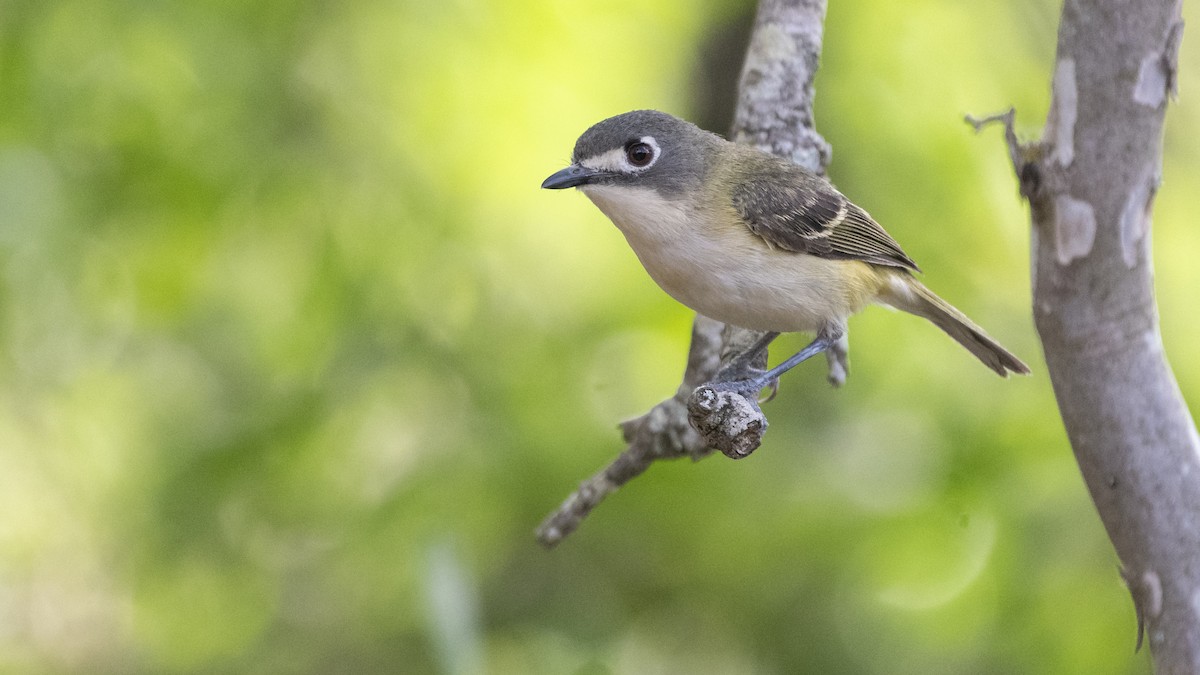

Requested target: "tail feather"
[{"left": 882, "top": 275, "right": 1030, "bottom": 377}]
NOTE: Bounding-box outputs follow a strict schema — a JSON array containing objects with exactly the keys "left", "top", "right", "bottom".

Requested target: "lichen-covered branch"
[
  {"left": 687, "top": 0, "right": 832, "bottom": 457},
  {"left": 535, "top": 317, "right": 722, "bottom": 547},
  {"left": 973, "top": 0, "right": 1197, "bottom": 669},
  {"left": 536, "top": 0, "right": 831, "bottom": 548}
]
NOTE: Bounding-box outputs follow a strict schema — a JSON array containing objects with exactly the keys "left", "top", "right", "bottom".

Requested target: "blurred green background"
[{"left": 1, "top": 0, "right": 1198, "bottom": 672}]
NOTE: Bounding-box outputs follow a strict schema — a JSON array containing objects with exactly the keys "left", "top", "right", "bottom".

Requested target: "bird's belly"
[
  {"left": 641, "top": 243, "right": 874, "bottom": 332},
  {"left": 582, "top": 184, "right": 879, "bottom": 332}
]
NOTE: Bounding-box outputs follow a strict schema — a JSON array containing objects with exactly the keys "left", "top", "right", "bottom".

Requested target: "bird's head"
[{"left": 541, "top": 110, "right": 719, "bottom": 199}]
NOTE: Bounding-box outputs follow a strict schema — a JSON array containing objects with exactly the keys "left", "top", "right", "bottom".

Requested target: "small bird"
[{"left": 542, "top": 110, "right": 1028, "bottom": 389}]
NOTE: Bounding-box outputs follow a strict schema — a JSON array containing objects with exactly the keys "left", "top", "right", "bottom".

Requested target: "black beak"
[{"left": 541, "top": 164, "right": 604, "bottom": 189}]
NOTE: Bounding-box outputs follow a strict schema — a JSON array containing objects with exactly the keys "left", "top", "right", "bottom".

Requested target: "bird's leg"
[
  {"left": 708, "top": 324, "right": 844, "bottom": 398},
  {"left": 713, "top": 330, "right": 780, "bottom": 383},
  {"left": 756, "top": 327, "right": 839, "bottom": 387},
  {"left": 740, "top": 324, "right": 845, "bottom": 394}
]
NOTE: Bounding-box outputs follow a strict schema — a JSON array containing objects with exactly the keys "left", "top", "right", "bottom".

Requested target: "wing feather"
[{"left": 731, "top": 161, "right": 920, "bottom": 272}]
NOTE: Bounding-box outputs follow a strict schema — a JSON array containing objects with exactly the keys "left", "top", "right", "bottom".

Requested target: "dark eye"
[{"left": 625, "top": 142, "right": 654, "bottom": 167}]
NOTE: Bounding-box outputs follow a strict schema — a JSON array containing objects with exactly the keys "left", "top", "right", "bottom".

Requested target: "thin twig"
[
  {"left": 535, "top": 317, "right": 724, "bottom": 548},
  {"left": 965, "top": 107, "right": 1042, "bottom": 200},
  {"left": 965, "top": 107, "right": 1023, "bottom": 173}
]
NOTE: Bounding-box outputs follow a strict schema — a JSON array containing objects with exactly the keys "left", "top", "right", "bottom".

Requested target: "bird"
[{"left": 542, "top": 110, "right": 1028, "bottom": 390}]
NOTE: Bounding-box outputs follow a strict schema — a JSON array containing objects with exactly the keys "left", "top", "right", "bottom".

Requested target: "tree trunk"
[{"left": 996, "top": 0, "right": 1197, "bottom": 669}]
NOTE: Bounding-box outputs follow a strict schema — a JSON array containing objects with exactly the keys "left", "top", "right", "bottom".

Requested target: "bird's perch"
[{"left": 536, "top": 0, "right": 831, "bottom": 548}]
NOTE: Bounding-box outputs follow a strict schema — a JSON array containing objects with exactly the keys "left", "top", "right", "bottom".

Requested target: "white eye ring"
[
  {"left": 622, "top": 136, "right": 659, "bottom": 171},
  {"left": 578, "top": 136, "right": 661, "bottom": 175}
]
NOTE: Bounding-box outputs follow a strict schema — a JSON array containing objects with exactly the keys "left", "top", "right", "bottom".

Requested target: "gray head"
[{"left": 541, "top": 110, "right": 722, "bottom": 197}]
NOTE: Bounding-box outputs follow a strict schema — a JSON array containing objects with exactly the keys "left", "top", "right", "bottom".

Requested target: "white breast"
[{"left": 580, "top": 184, "right": 878, "bottom": 332}]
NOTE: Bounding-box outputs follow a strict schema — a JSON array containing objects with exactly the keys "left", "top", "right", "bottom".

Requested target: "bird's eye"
[{"left": 625, "top": 142, "right": 654, "bottom": 167}]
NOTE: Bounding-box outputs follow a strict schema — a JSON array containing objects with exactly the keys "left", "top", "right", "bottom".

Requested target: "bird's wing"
[{"left": 731, "top": 162, "right": 920, "bottom": 272}]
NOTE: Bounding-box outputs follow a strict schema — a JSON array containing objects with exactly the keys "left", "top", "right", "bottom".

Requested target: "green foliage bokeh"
[{"left": 1, "top": 0, "right": 1197, "bottom": 672}]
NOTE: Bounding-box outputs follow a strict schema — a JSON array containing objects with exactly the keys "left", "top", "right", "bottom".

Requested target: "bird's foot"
[
  {"left": 710, "top": 363, "right": 777, "bottom": 403},
  {"left": 825, "top": 333, "right": 849, "bottom": 388}
]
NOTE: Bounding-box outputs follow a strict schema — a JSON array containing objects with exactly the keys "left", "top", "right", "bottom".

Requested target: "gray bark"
[
  {"left": 975, "top": 0, "right": 1196, "bottom": 670},
  {"left": 536, "top": 0, "right": 830, "bottom": 547}
]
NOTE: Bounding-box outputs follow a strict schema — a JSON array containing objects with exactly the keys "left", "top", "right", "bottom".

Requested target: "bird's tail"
[{"left": 882, "top": 274, "right": 1030, "bottom": 377}]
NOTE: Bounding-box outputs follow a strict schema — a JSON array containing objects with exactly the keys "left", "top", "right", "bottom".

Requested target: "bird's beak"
[{"left": 541, "top": 164, "right": 604, "bottom": 190}]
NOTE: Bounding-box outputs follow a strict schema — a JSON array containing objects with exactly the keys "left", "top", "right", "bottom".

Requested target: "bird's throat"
[{"left": 580, "top": 184, "right": 693, "bottom": 247}]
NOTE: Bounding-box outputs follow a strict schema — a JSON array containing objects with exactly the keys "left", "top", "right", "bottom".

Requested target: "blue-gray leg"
[
  {"left": 712, "top": 324, "right": 845, "bottom": 394},
  {"left": 757, "top": 329, "right": 840, "bottom": 387},
  {"left": 714, "top": 331, "right": 780, "bottom": 382}
]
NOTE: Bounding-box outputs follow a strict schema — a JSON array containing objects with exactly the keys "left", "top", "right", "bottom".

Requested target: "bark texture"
[
  {"left": 978, "top": 0, "right": 1196, "bottom": 669},
  {"left": 536, "top": 0, "right": 830, "bottom": 547}
]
